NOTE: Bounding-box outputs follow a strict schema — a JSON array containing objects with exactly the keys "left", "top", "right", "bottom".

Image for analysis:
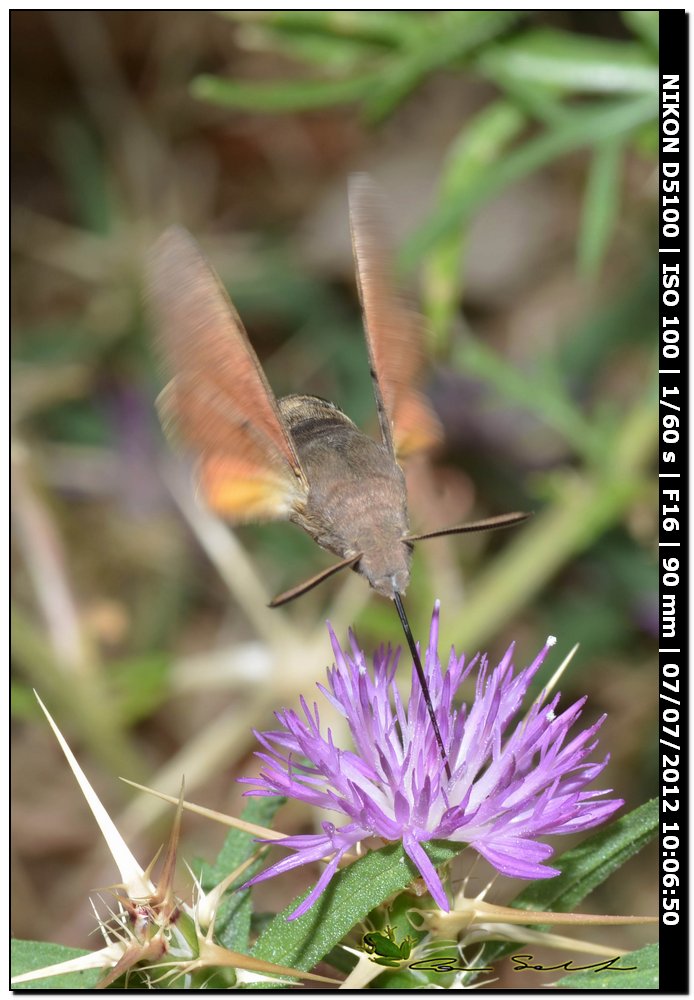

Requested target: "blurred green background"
[{"left": 11, "top": 10, "right": 658, "bottom": 978}]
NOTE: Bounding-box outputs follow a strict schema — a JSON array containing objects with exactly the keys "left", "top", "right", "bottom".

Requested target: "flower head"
[{"left": 242, "top": 603, "right": 622, "bottom": 918}]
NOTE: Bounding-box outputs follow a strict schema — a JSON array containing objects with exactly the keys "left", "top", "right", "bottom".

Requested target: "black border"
[{"left": 658, "top": 9, "right": 688, "bottom": 996}]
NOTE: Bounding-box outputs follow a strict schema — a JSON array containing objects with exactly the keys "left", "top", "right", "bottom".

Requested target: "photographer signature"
[
  {"left": 510, "top": 954, "right": 636, "bottom": 974},
  {"left": 362, "top": 929, "right": 635, "bottom": 974}
]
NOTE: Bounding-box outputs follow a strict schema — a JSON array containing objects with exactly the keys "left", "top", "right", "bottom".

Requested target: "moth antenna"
[
  {"left": 405, "top": 511, "right": 532, "bottom": 544},
  {"left": 269, "top": 554, "right": 362, "bottom": 607},
  {"left": 393, "top": 592, "right": 452, "bottom": 781}
]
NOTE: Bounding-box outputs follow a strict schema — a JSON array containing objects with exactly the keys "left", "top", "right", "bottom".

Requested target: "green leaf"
[
  {"left": 477, "top": 28, "right": 658, "bottom": 95},
  {"left": 362, "top": 11, "right": 525, "bottom": 122},
  {"left": 208, "top": 796, "right": 286, "bottom": 953},
  {"left": 371, "top": 966, "right": 431, "bottom": 988},
  {"left": 10, "top": 680, "right": 38, "bottom": 720},
  {"left": 219, "top": 10, "right": 424, "bottom": 48},
  {"left": 51, "top": 117, "right": 112, "bottom": 236},
  {"left": 477, "top": 63, "right": 566, "bottom": 126},
  {"left": 13, "top": 322, "right": 105, "bottom": 366},
  {"left": 252, "top": 840, "right": 461, "bottom": 974},
  {"left": 632, "top": 118, "right": 659, "bottom": 158},
  {"left": 555, "top": 941, "right": 659, "bottom": 989},
  {"left": 190, "top": 72, "right": 377, "bottom": 113},
  {"left": 422, "top": 100, "right": 526, "bottom": 347},
  {"left": 206, "top": 796, "right": 286, "bottom": 885},
  {"left": 438, "top": 381, "right": 657, "bottom": 655},
  {"left": 557, "top": 264, "right": 658, "bottom": 381},
  {"left": 621, "top": 11, "right": 659, "bottom": 53},
  {"left": 112, "top": 652, "right": 170, "bottom": 725},
  {"left": 450, "top": 336, "right": 599, "bottom": 460},
  {"left": 11, "top": 940, "right": 103, "bottom": 990},
  {"left": 577, "top": 138, "right": 624, "bottom": 278},
  {"left": 404, "top": 93, "right": 657, "bottom": 267},
  {"left": 198, "top": 13, "right": 526, "bottom": 122},
  {"left": 232, "top": 24, "right": 381, "bottom": 71}
]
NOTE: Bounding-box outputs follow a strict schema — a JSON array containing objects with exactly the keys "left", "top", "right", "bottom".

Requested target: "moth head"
[
  {"left": 356, "top": 541, "right": 413, "bottom": 600},
  {"left": 268, "top": 513, "right": 532, "bottom": 608}
]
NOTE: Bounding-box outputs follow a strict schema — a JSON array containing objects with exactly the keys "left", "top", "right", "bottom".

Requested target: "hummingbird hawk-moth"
[{"left": 148, "top": 174, "right": 528, "bottom": 775}]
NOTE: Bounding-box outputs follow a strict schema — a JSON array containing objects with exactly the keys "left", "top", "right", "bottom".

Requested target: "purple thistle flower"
[{"left": 241, "top": 603, "right": 622, "bottom": 919}]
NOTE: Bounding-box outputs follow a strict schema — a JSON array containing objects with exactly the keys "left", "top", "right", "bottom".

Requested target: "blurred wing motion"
[
  {"left": 349, "top": 174, "right": 443, "bottom": 459},
  {"left": 148, "top": 227, "right": 308, "bottom": 522}
]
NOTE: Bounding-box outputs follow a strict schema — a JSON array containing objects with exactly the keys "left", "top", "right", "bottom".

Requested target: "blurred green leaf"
[
  {"left": 478, "top": 62, "right": 566, "bottom": 125},
  {"left": 13, "top": 322, "right": 103, "bottom": 365},
  {"left": 620, "top": 11, "right": 659, "bottom": 53},
  {"left": 35, "top": 397, "right": 111, "bottom": 446},
  {"left": 220, "top": 10, "right": 425, "bottom": 48},
  {"left": 233, "top": 23, "right": 381, "bottom": 71},
  {"left": 199, "top": 12, "right": 526, "bottom": 122},
  {"left": 10, "top": 680, "right": 38, "bottom": 720},
  {"left": 557, "top": 266, "right": 658, "bottom": 381},
  {"left": 605, "top": 535, "right": 658, "bottom": 603},
  {"left": 11, "top": 604, "right": 142, "bottom": 777},
  {"left": 423, "top": 100, "right": 526, "bottom": 347},
  {"left": 362, "top": 11, "right": 525, "bottom": 122},
  {"left": 577, "top": 138, "right": 624, "bottom": 278},
  {"left": 112, "top": 652, "right": 170, "bottom": 725},
  {"left": 191, "top": 72, "right": 377, "bottom": 113},
  {"left": 543, "top": 532, "right": 658, "bottom": 660},
  {"left": 405, "top": 93, "right": 657, "bottom": 267},
  {"left": 439, "top": 390, "right": 656, "bottom": 654},
  {"left": 632, "top": 118, "right": 659, "bottom": 157},
  {"left": 451, "top": 336, "right": 598, "bottom": 459},
  {"left": 52, "top": 117, "right": 112, "bottom": 236},
  {"left": 546, "top": 589, "right": 631, "bottom": 659},
  {"left": 477, "top": 28, "right": 658, "bottom": 95}
]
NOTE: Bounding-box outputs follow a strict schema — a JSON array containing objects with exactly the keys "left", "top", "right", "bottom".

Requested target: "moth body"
[
  {"left": 149, "top": 177, "right": 529, "bottom": 778},
  {"left": 279, "top": 394, "right": 412, "bottom": 598}
]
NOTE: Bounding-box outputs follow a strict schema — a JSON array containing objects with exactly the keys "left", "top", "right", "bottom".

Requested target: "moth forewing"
[
  {"left": 148, "top": 227, "right": 310, "bottom": 523},
  {"left": 348, "top": 174, "right": 443, "bottom": 460}
]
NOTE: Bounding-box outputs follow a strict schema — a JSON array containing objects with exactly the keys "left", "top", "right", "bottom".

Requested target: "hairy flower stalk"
[{"left": 242, "top": 603, "right": 622, "bottom": 918}]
